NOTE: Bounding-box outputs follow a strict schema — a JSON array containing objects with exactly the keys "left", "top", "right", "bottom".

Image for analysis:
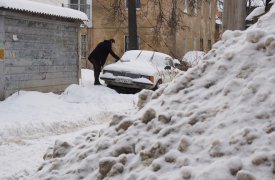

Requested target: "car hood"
[{"left": 103, "top": 60, "right": 157, "bottom": 75}]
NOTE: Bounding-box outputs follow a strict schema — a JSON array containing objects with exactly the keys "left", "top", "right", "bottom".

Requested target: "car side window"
[{"left": 164, "top": 57, "right": 174, "bottom": 67}]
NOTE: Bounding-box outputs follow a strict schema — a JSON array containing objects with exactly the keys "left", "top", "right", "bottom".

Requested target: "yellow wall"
[{"left": 88, "top": 0, "right": 216, "bottom": 64}]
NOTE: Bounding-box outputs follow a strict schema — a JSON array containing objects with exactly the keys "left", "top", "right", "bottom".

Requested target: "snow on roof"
[
  {"left": 246, "top": 6, "right": 265, "bottom": 21},
  {"left": 0, "top": 0, "right": 88, "bottom": 21}
]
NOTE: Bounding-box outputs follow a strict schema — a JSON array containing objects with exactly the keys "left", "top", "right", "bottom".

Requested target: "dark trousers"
[{"left": 90, "top": 58, "right": 102, "bottom": 84}]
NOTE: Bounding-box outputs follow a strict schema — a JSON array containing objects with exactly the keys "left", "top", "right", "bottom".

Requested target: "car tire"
[{"left": 153, "top": 79, "right": 162, "bottom": 91}]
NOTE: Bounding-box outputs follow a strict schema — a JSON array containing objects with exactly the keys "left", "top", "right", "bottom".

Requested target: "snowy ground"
[{"left": 0, "top": 69, "right": 137, "bottom": 179}]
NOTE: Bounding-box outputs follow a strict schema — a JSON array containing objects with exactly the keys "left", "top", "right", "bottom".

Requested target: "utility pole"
[
  {"left": 128, "top": 0, "right": 138, "bottom": 50},
  {"left": 223, "top": 0, "right": 247, "bottom": 31}
]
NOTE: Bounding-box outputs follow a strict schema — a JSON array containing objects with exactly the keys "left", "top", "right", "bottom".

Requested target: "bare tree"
[{"left": 97, "top": 0, "right": 197, "bottom": 56}]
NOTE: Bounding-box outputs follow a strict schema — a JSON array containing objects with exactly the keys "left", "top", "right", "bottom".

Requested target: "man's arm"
[{"left": 110, "top": 49, "right": 120, "bottom": 61}]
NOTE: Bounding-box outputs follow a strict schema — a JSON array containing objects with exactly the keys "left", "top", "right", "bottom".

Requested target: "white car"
[
  {"left": 182, "top": 51, "right": 206, "bottom": 67},
  {"left": 100, "top": 50, "right": 179, "bottom": 90}
]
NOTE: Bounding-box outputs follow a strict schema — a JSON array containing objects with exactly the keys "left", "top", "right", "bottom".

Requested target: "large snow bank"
[{"left": 33, "top": 5, "right": 275, "bottom": 180}]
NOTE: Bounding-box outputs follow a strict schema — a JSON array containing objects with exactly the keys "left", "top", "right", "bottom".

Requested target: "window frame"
[
  {"left": 208, "top": 39, "right": 212, "bottom": 51},
  {"left": 80, "top": 34, "right": 87, "bottom": 58},
  {"left": 200, "top": 38, "right": 204, "bottom": 51}
]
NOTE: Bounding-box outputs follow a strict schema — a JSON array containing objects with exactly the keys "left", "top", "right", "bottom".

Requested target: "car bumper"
[{"left": 100, "top": 77, "right": 154, "bottom": 90}]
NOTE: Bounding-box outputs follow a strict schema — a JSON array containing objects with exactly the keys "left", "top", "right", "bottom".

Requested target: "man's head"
[{"left": 109, "top": 39, "right": 115, "bottom": 44}]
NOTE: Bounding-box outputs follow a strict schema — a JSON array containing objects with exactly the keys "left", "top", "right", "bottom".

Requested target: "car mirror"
[{"left": 164, "top": 66, "right": 171, "bottom": 70}]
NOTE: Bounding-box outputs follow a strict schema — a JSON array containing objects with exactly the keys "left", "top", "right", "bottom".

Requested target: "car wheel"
[{"left": 153, "top": 79, "right": 162, "bottom": 91}]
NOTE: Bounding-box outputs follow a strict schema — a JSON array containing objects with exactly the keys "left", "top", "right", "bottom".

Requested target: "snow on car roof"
[
  {"left": 104, "top": 50, "right": 173, "bottom": 75},
  {"left": 122, "top": 50, "right": 172, "bottom": 61},
  {"left": 0, "top": 0, "right": 88, "bottom": 21}
]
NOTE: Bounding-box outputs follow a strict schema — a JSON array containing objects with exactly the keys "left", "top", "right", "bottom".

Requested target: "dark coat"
[{"left": 88, "top": 40, "right": 120, "bottom": 66}]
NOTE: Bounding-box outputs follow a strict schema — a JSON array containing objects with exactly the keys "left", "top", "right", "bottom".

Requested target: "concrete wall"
[{"left": 0, "top": 10, "right": 81, "bottom": 99}]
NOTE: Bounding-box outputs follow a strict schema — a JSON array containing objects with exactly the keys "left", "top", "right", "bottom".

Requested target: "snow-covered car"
[
  {"left": 100, "top": 50, "right": 179, "bottom": 90},
  {"left": 182, "top": 51, "right": 206, "bottom": 67}
]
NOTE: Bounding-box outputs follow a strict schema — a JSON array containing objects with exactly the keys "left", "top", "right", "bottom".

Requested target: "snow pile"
[
  {"left": 33, "top": 6, "right": 275, "bottom": 180},
  {"left": 246, "top": 6, "right": 265, "bottom": 21},
  {"left": 0, "top": 69, "right": 135, "bottom": 143}
]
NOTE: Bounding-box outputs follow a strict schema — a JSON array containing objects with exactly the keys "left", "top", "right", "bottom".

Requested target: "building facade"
[{"left": 88, "top": 0, "right": 216, "bottom": 65}]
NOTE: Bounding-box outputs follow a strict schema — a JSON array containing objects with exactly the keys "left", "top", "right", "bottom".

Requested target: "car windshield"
[{"left": 121, "top": 50, "right": 172, "bottom": 68}]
